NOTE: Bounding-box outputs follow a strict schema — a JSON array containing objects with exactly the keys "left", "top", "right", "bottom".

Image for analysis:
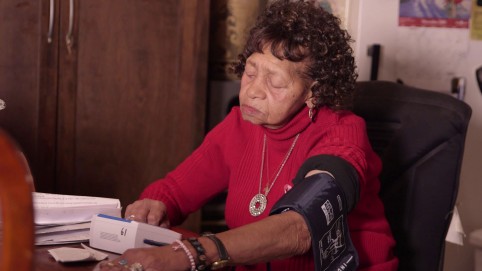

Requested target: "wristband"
[
  {"left": 203, "top": 233, "right": 231, "bottom": 270},
  {"left": 187, "top": 237, "right": 208, "bottom": 271}
]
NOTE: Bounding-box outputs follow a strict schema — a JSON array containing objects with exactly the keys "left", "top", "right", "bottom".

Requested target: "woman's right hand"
[
  {"left": 95, "top": 245, "right": 190, "bottom": 271},
  {"left": 124, "top": 199, "right": 170, "bottom": 227}
]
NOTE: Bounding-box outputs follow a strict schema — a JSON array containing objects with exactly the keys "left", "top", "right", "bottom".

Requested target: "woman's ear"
[
  {"left": 305, "top": 96, "right": 315, "bottom": 108},
  {"left": 305, "top": 81, "right": 317, "bottom": 108}
]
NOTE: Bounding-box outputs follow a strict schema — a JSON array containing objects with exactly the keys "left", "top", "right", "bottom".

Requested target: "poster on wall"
[
  {"left": 399, "top": 0, "right": 471, "bottom": 28},
  {"left": 471, "top": 0, "right": 482, "bottom": 40}
]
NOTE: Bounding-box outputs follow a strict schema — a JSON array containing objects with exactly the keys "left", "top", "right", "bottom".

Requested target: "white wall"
[{"left": 348, "top": 1, "right": 482, "bottom": 270}]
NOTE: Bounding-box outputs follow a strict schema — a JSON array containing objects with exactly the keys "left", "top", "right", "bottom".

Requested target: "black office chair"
[{"left": 352, "top": 81, "right": 472, "bottom": 271}]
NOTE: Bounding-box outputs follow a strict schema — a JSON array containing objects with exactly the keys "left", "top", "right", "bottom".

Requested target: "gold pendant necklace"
[{"left": 249, "top": 133, "right": 300, "bottom": 217}]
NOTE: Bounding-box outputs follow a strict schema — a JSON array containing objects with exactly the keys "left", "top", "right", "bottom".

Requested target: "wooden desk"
[{"left": 34, "top": 244, "right": 118, "bottom": 271}]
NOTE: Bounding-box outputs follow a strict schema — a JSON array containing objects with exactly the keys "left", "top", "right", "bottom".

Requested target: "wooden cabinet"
[{"left": 0, "top": 0, "right": 209, "bottom": 231}]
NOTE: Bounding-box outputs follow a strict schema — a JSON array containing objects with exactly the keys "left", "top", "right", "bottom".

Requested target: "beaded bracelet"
[
  {"left": 172, "top": 240, "right": 196, "bottom": 271},
  {"left": 187, "top": 237, "right": 208, "bottom": 271}
]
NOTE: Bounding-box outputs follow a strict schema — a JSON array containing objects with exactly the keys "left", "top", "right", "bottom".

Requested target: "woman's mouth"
[{"left": 240, "top": 104, "right": 261, "bottom": 116}]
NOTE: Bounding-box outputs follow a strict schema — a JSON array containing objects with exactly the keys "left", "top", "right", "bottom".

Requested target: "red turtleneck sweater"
[{"left": 140, "top": 106, "right": 398, "bottom": 271}]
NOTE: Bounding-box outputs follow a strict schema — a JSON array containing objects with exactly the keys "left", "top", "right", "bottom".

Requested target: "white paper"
[
  {"left": 36, "top": 222, "right": 91, "bottom": 234},
  {"left": 33, "top": 192, "right": 120, "bottom": 208},
  {"left": 48, "top": 244, "right": 108, "bottom": 262},
  {"left": 49, "top": 247, "right": 92, "bottom": 262},
  {"left": 35, "top": 222, "right": 91, "bottom": 245},
  {"left": 33, "top": 192, "right": 121, "bottom": 225},
  {"left": 81, "top": 243, "right": 110, "bottom": 261},
  {"left": 445, "top": 206, "right": 465, "bottom": 246},
  {"left": 36, "top": 230, "right": 91, "bottom": 246}
]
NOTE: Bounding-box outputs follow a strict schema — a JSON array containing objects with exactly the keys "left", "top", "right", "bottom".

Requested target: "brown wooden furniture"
[
  {"left": 0, "top": 0, "right": 209, "bottom": 231},
  {"left": 0, "top": 130, "right": 35, "bottom": 271}
]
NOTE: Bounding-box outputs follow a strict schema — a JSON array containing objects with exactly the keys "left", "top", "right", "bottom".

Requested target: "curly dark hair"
[{"left": 231, "top": 0, "right": 357, "bottom": 110}]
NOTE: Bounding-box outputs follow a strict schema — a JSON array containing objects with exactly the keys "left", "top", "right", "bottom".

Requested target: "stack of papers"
[
  {"left": 34, "top": 192, "right": 122, "bottom": 245},
  {"left": 36, "top": 222, "right": 92, "bottom": 246}
]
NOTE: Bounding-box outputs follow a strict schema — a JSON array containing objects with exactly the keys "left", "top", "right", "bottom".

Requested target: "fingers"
[
  {"left": 159, "top": 220, "right": 170, "bottom": 228},
  {"left": 97, "top": 259, "right": 144, "bottom": 271},
  {"left": 146, "top": 211, "right": 162, "bottom": 226},
  {"left": 124, "top": 199, "right": 169, "bottom": 227},
  {"left": 125, "top": 199, "right": 151, "bottom": 223}
]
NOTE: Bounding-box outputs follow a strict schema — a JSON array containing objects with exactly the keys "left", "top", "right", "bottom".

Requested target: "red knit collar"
[{"left": 262, "top": 106, "right": 311, "bottom": 141}]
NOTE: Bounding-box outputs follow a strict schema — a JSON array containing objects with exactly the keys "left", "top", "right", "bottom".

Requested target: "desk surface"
[{"left": 34, "top": 244, "right": 118, "bottom": 271}]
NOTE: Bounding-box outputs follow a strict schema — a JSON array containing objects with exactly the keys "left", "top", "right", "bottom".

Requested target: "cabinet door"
[
  {"left": 0, "top": 0, "right": 58, "bottom": 190},
  {"left": 55, "top": 0, "right": 209, "bottom": 216}
]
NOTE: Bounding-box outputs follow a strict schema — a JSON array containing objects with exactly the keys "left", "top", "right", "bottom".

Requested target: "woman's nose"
[{"left": 246, "top": 78, "right": 266, "bottom": 99}]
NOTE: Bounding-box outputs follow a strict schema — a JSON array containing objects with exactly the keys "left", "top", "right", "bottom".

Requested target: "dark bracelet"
[
  {"left": 202, "top": 233, "right": 232, "bottom": 270},
  {"left": 187, "top": 237, "right": 208, "bottom": 271}
]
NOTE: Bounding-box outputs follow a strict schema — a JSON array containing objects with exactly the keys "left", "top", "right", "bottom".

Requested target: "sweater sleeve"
[
  {"left": 306, "top": 111, "right": 381, "bottom": 189},
  {"left": 139, "top": 112, "right": 236, "bottom": 226}
]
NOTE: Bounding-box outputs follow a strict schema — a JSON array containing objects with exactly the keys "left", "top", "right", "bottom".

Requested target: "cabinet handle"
[
  {"left": 65, "top": 0, "right": 74, "bottom": 54},
  {"left": 47, "top": 0, "right": 54, "bottom": 43}
]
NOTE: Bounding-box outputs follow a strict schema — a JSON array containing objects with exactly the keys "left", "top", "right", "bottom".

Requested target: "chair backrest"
[
  {"left": 352, "top": 81, "right": 472, "bottom": 271},
  {"left": 0, "top": 129, "right": 34, "bottom": 271}
]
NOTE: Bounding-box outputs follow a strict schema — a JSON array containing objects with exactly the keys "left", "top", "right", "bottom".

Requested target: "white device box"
[{"left": 89, "top": 214, "right": 181, "bottom": 254}]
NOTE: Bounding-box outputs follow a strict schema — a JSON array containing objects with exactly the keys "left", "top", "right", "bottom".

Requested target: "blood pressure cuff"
[
  {"left": 270, "top": 172, "right": 359, "bottom": 271},
  {"left": 292, "top": 155, "right": 359, "bottom": 212}
]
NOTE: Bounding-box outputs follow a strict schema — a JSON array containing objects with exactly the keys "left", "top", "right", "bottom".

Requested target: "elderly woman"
[{"left": 97, "top": 0, "right": 398, "bottom": 270}]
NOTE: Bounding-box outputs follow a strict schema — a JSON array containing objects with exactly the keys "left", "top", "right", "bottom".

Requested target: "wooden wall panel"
[{"left": 54, "top": 1, "right": 209, "bottom": 230}]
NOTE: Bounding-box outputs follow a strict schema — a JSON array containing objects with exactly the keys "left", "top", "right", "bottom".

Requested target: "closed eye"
[
  {"left": 244, "top": 71, "right": 256, "bottom": 80},
  {"left": 270, "top": 84, "right": 285, "bottom": 89},
  {"left": 268, "top": 78, "right": 286, "bottom": 89}
]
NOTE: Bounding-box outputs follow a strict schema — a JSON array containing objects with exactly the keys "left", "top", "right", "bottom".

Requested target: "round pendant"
[{"left": 249, "top": 193, "right": 267, "bottom": 217}]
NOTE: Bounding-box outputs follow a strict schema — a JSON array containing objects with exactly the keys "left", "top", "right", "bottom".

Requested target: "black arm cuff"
[
  {"left": 270, "top": 172, "right": 359, "bottom": 271},
  {"left": 292, "top": 155, "right": 360, "bottom": 212}
]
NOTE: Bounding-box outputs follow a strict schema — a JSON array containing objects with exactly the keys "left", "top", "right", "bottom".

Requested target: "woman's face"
[{"left": 239, "top": 49, "right": 313, "bottom": 129}]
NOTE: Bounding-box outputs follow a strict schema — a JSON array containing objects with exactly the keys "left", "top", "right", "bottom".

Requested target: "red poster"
[{"left": 399, "top": 0, "right": 471, "bottom": 28}]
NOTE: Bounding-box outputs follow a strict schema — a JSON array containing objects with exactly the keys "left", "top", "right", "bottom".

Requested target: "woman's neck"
[{"left": 262, "top": 106, "right": 311, "bottom": 141}]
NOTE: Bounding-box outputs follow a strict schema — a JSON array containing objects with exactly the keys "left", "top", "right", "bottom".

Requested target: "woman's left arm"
[{"left": 208, "top": 210, "right": 311, "bottom": 265}]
